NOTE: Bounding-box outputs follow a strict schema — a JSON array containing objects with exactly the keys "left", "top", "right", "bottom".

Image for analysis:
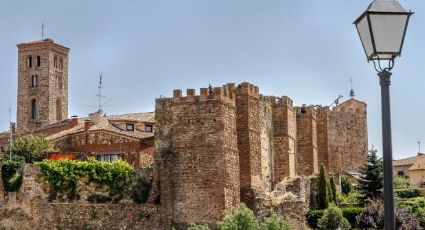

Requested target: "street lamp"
[{"left": 354, "top": 0, "right": 413, "bottom": 229}]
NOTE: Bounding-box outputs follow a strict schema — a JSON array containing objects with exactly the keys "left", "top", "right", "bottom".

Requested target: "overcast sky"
[{"left": 0, "top": 0, "right": 424, "bottom": 159}]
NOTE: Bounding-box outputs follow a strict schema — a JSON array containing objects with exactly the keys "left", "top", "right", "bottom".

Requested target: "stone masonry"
[
  {"left": 16, "top": 39, "right": 69, "bottom": 133},
  {"left": 152, "top": 82, "right": 368, "bottom": 227}
]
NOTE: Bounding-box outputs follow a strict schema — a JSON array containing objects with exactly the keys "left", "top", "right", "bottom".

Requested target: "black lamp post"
[{"left": 354, "top": 0, "right": 413, "bottom": 229}]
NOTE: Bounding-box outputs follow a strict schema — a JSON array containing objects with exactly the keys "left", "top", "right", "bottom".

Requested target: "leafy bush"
[
  {"left": 217, "top": 203, "right": 259, "bottom": 230},
  {"left": 260, "top": 213, "right": 291, "bottom": 230},
  {"left": 187, "top": 224, "right": 211, "bottom": 230},
  {"left": 394, "top": 175, "right": 412, "bottom": 189},
  {"left": 337, "top": 192, "right": 363, "bottom": 208},
  {"left": 398, "top": 197, "right": 425, "bottom": 227},
  {"left": 356, "top": 198, "right": 421, "bottom": 229},
  {"left": 317, "top": 205, "right": 351, "bottom": 230},
  {"left": 341, "top": 207, "right": 363, "bottom": 228},
  {"left": 341, "top": 176, "right": 352, "bottom": 195},
  {"left": 306, "top": 209, "right": 324, "bottom": 229},
  {"left": 1, "top": 159, "right": 23, "bottom": 192},
  {"left": 8, "top": 135, "right": 52, "bottom": 163},
  {"left": 131, "top": 175, "right": 152, "bottom": 204},
  {"left": 36, "top": 158, "right": 135, "bottom": 198},
  {"left": 395, "top": 188, "right": 421, "bottom": 199}
]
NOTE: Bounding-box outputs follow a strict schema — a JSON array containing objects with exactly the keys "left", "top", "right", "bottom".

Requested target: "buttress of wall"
[
  {"left": 259, "top": 98, "right": 273, "bottom": 192},
  {"left": 154, "top": 85, "right": 240, "bottom": 227},
  {"left": 296, "top": 106, "right": 318, "bottom": 176},
  {"left": 316, "top": 107, "right": 330, "bottom": 171},
  {"left": 271, "top": 96, "right": 297, "bottom": 183},
  {"left": 235, "top": 82, "right": 264, "bottom": 195},
  {"left": 327, "top": 99, "right": 368, "bottom": 175}
]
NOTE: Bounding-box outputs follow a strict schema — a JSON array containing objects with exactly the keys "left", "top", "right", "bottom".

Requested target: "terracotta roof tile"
[{"left": 393, "top": 154, "right": 425, "bottom": 166}]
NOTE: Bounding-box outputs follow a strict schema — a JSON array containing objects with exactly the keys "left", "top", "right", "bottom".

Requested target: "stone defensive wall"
[{"left": 0, "top": 164, "right": 170, "bottom": 229}]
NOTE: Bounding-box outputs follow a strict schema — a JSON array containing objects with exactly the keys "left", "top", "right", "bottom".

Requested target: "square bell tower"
[{"left": 16, "top": 39, "right": 70, "bottom": 133}]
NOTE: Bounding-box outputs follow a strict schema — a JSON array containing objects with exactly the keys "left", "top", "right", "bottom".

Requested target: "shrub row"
[
  {"left": 395, "top": 188, "right": 421, "bottom": 199},
  {"left": 306, "top": 207, "right": 364, "bottom": 229}
]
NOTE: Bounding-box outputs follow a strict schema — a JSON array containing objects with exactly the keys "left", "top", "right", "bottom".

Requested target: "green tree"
[
  {"left": 341, "top": 176, "right": 353, "bottom": 195},
  {"left": 260, "top": 213, "right": 291, "bottom": 230},
  {"left": 358, "top": 149, "right": 383, "bottom": 200},
  {"left": 9, "top": 134, "right": 52, "bottom": 163},
  {"left": 217, "top": 203, "right": 259, "bottom": 230},
  {"left": 317, "top": 165, "right": 329, "bottom": 209},
  {"left": 317, "top": 205, "right": 351, "bottom": 230},
  {"left": 329, "top": 177, "right": 337, "bottom": 204}
]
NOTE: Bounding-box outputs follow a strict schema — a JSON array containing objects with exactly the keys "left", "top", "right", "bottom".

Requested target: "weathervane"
[{"left": 349, "top": 77, "right": 356, "bottom": 98}]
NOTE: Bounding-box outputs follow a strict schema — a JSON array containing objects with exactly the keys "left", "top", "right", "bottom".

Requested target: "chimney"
[
  {"left": 418, "top": 152, "right": 424, "bottom": 156},
  {"left": 70, "top": 115, "right": 79, "bottom": 128},
  {"left": 84, "top": 119, "right": 94, "bottom": 132},
  {"left": 89, "top": 111, "right": 101, "bottom": 124}
]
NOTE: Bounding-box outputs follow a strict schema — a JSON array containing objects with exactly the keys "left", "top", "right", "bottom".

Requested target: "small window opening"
[
  {"left": 31, "top": 99, "right": 37, "bottom": 119},
  {"left": 126, "top": 124, "right": 135, "bottom": 131},
  {"left": 144, "top": 125, "right": 153, "bottom": 132},
  {"left": 54, "top": 56, "right": 58, "bottom": 68},
  {"left": 31, "top": 75, "right": 38, "bottom": 87},
  {"left": 36, "top": 56, "right": 41, "bottom": 67},
  {"left": 59, "top": 58, "right": 63, "bottom": 69},
  {"left": 27, "top": 56, "right": 32, "bottom": 68}
]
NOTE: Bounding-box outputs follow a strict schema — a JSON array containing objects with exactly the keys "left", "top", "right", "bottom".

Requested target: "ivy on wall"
[
  {"left": 1, "top": 159, "right": 24, "bottom": 192},
  {"left": 36, "top": 158, "right": 135, "bottom": 198}
]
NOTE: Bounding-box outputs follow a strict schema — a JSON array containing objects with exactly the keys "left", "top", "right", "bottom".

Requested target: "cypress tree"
[
  {"left": 329, "top": 177, "right": 337, "bottom": 204},
  {"left": 358, "top": 148, "right": 383, "bottom": 200},
  {"left": 316, "top": 165, "right": 329, "bottom": 209},
  {"left": 341, "top": 176, "right": 352, "bottom": 195}
]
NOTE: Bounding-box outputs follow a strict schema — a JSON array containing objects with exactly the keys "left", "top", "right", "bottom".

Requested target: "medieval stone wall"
[
  {"left": 154, "top": 85, "right": 240, "bottom": 227},
  {"left": 296, "top": 106, "right": 318, "bottom": 176}
]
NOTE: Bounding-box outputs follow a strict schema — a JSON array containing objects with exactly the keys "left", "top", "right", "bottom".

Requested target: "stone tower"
[
  {"left": 296, "top": 105, "right": 319, "bottom": 176},
  {"left": 16, "top": 39, "right": 70, "bottom": 133},
  {"left": 154, "top": 84, "right": 240, "bottom": 228}
]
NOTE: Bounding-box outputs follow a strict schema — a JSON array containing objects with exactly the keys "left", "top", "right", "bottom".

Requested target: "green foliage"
[
  {"left": 1, "top": 159, "right": 23, "bottom": 192},
  {"left": 358, "top": 149, "right": 383, "bottom": 200},
  {"left": 306, "top": 209, "right": 324, "bottom": 229},
  {"left": 341, "top": 176, "right": 352, "bottom": 195},
  {"left": 316, "top": 165, "right": 329, "bottom": 209},
  {"left": 217, "top": 203, "right": 259, "bottom": 230},
  {"left": 398, "top": 197, "right": 425, "bottom": 227},
  {"left": 131, "top": 175, "right": 152, "bottom": 204},
  {"left": 187, "top": 224, "right": 211, "bottom": 230},
  {"left": 337, "top": 192, "right": 363, "bottom": 208},
  {"left": 329, "top": 177, "right": 337, "bottom": 204},
  {"left": 394, "top": 175, "right": 412, "bottom": 189},
  {"left": 317, "top": 205, "right": 351, "bottom": 230},
  {"left": 36, "top": 158, "right": 135, "bottom": 198},
  {"left": 341, "top": 207, "right": 363, "bottom": 228},
  {"left": 395, "top": 188, "right": 421, "bottom": 199},
  {"left": 9, "top": 134, "right": 52, "bottom": 163},
  {"left": 260, "top": 213, "right": 291, "bottom": 230}
]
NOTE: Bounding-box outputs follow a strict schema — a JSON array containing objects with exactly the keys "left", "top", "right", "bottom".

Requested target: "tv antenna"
[
  {"left": 41, "top": 22, "right": 46, "bottom": 40},
  {"left": 90, "top": 73, "right": 112, "bottom": 113},
  {"left": 8, "top": 107, "right": 13, "bottom": 160},
  {"left": 418, "top": 141, "right": 422, "bottom": 153}
]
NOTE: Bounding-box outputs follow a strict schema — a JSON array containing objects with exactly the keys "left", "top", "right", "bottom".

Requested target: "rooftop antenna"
[
  {"left": 41, "top": 22, "right": 45, "bottom": 40},
  {"left": 8, "top": 107, "right": 12, "bottom": 160},
  {"left": 418, "top": 141, "right": 422, "bottom": 153},
  {"left": 91, "top": 73, "right": 112, "bottom": 114},
  {"left": 350, "top": 77, "right": 356, "bottom": 98}
]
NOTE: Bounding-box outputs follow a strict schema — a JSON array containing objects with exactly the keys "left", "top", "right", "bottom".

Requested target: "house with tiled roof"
[{"left": 393, "top": 153, "right": 425, "bottom": 187}]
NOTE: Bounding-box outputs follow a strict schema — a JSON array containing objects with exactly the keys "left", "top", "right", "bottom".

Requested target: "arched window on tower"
[
  {"left": 59, "top": 58, "right": 63, "bottom": 70},
  {"left": 36, "top": 56, "right": 41, "bottom": 67},
  {"left": 54, "top": 56, "right": 58, "bottom": 68},
  {"left": 31, "top": 75, "right": 38, "bottom": 87},
  {"left": 31, "top": 99, "right": 37, "bottom": 120},
  {"left": 56, "top": 98, "right": 62, "bottom": 121},
  {"left": 27, "top": 56, "right": 32, "bottom": 68}
]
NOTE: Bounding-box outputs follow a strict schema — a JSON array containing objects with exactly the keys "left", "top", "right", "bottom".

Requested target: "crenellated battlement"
[
  {"left": 157, "top": 83, "right": 237, "bottom": 106},
  {"left": 235, "top": 82, "right": 259, "bottom": 98},
  {"left": 296, "top": 105, "right": 316, "bottom": 118}
]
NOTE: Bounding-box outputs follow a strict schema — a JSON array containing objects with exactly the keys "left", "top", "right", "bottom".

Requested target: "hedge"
[
  {"left": 395, "top": 188, "right": 421, "bottom": 199},
  {"left": 342, "top": 207, "right": 364, "bottom": 228},
  {"left": 306, "top": 209, "right": 324, "bottom": 229}
]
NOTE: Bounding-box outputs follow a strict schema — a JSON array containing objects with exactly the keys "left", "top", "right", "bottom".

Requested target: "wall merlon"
[
  {"left": 236, "top": 82, "right": 259, "bottom": 98},
  {"left": 296, "top": 105, "right": 316, "bottom": 118}
]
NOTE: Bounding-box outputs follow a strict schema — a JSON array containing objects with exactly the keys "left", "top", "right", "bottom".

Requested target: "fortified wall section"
[
  {"left": 296, "top": 106, "right": 318, "bottom": 176},
  {"left": 154, "top": 84, "right": 240, "bottom": 228}
]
